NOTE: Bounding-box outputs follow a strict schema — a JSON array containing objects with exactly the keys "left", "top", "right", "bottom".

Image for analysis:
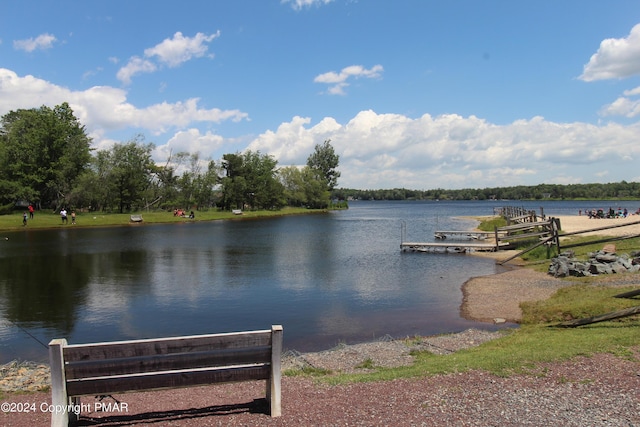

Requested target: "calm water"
[{"left": 0, "top": 199, "right": 635, "bottom": 363}]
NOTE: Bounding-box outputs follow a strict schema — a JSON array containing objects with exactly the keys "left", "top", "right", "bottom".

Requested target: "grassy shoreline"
[{"left": 0, "top": 207, "right": 328, "bottom": 233}]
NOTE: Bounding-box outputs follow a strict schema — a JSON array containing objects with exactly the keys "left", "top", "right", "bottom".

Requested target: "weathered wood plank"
[
  {"left": 63, "top": 330, "right": 272, "bottom": 361},
  {"left": 499, "top": 231, "right": 552, "bottom": 241},
  {"left": 65, "top": 346, "right": 272, "bottom": 379},
  {"left": 497, "top": 221, "right": 552, "bottom": 232},
  {"left": 65, "top": 364, "right": 270, "bottom": 396},
  {"left": 559, "top": 219, "right": 640, "bottom": 237},
  {"left": 555, "top": 306, "right": 640, "bottom": 328},
  {"left": 614, "top": 288, "right": 640, "bottom": 299}
]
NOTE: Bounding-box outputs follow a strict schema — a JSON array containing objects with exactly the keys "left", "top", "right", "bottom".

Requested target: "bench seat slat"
[
  {"left": 63, "top": 330, "right": 272, "bottom": 362},
  {"left": 66, "top": 364, "right": 270, "bottom": 396},
  {"left": 65, "top": 346, "right": 272, "bottom": 379}
]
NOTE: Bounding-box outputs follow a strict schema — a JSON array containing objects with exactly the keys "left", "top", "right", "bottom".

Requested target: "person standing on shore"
[
  {"left": 71, "top": 211, "right": 76, "bottom": 225},
  {"left": 60, "top": 208, "right": 67, "bottom": 224},
  {"left": 28, "top": 204, "right": 34, "bottom": 220},
  {"left": 22, "top": 212, "right": 27, "bottom": 226}
]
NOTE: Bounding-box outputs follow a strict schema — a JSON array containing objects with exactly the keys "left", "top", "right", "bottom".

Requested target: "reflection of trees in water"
[{"left": 0, "top": 250, "right": 150, "bottom": 333}]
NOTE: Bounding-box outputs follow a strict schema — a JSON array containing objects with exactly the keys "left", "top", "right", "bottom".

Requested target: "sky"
[{"left": 1, "top": 0, "right": 640, "bottom": 190}]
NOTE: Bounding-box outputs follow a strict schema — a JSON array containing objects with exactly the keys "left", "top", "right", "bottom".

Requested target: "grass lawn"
[{"left": 0, "top": 207, "right": 324, "bottom": 233}]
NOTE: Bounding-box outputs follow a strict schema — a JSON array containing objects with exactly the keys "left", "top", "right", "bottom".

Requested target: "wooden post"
[
  {"left": 553, "top": 218, "right": 561, "bottom": 253},
  {"left": 269, "top": 325, "right": 283, "bottom": 417},
  {"left": 49, "top": 338, "right": 70, "bottom": 427}
]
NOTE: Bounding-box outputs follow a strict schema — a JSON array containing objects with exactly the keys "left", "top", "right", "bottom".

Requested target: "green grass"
[
  {"left": 286, "top": 280, "right": 640, "bottom": 385},
  {"left": 0, "top": 207, "right": 323, "bottom": 233},
  {"left": 520, "top": 235, "right": 640, "bottom": 265},
  {"left": 521, "top": 284, "right": 640, "bottom": 324},
  {"left": 476, "top": 216, "right": 507, "bottom": 231}
]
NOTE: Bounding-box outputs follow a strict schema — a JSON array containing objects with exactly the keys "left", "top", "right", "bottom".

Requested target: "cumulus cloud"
[
  {"left": 117, "top": 31, "right": 220, "bottom": 85},
  {"left": 0, "top": 67, "right": 248, "bottom": 143},
  {"left": 282, "top": 0, "right": 334, "bottom": 11},
  {"left": 144, "top": 31, "right": 220, "bottom": 67},
  {"left": 153, "top": 128, "right": 226, "bottom": 165},
  {"left": 580, "top": 24, "right": 640, "bottom": 82},
  {"left": 314, "top": 64, "right": 384, "bottom": 95},
  {"left": 247, "top": 111, "right": 640, "bottom": 189},
  {"left": 599, "top": 85, "right": 640, "bottom": 118},
  {"left": 13, "top": 33, "right": 57, "bottom": 52},
  {"left": 116, "top": 57, "right": 157, "bottom": 85}
]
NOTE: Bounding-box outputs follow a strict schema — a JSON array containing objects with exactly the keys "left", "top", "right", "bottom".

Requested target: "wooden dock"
[
  {"left": 400, "top": 207, "right": 557, "bottom": 255},
  {"left": 433, "top": 230, "right": 500, "bottom": 240},
  {"left": 400, "top": 241, "right": 509, "bottom": 253}
]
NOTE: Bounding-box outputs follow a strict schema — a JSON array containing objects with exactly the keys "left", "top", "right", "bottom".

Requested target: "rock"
[{"left": 549, "top": 250, "right": 640, "bottom": 277}]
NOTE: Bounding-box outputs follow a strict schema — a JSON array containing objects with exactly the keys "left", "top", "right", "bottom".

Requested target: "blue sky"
[{"left": 2, "top": 0, "right": 640, "bottom": 190}]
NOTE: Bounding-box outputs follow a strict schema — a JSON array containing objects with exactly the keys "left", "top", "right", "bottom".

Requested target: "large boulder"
[{"left": 548, "top": 248, "right": 639, "bottom": 277}]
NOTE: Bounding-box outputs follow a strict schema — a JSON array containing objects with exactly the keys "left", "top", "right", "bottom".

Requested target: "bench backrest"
[{"left": 49, "top": 325, "right": 283, "bottom": 425}]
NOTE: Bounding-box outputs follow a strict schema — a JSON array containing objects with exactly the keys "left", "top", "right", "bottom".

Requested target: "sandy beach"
[
  {"left": 554, "top": 213, "right": 640, "bottom": 237},
  {"left": 461, "top": 213, "right": 640, "bottom": 324}
]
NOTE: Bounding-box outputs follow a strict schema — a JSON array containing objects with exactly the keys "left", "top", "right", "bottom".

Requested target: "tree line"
[
  {"left": 0, "top": 103, "right": 340, "bottom": 214},
  {"left": 3, "top": 103, "right": 636, "bottom": 214},
  {"left": 333, "top": 181, "right": 640, "bottom": 202}
]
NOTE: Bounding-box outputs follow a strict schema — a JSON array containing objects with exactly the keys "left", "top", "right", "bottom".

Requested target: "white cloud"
[
  {"left": 580, "top": 24, "right": 640, "bottom": 82},
  {"left": 144, "top": 31, "right": 220, "bottom": 67},
  {"left": 248, "top": 111, "right": 640, "bottom": 189},
  {"left": 153, "top": 128, "right": 225, "bottom": 165},
  {"left": 117, "top": 31, "right": 220, "bottom": 85},
  {"left": 116, "top": 57, "right": 157, "bottom": 85},
  {"left": 3, "top": 63, "right": 640, "bottom": 190},
  {"left": 314, "top": 64, "right": 383, "bottom": 95},
  {"left": 282, "top": 0, "right": 334, "bottom": 11},
  {"left": 599, "top": 85, "right": 640, "bottom": 118},
  {"left": 0, "top": 67, "right": 248, "bottom": 143},
  {"left": 599, "top": 94, "right": 640, "bottom": 118},
  {"left": 13, "top": 33, "right": 57, "bottom": 52},
  {"left": 247, "top": 116, "right": 341, "bottom": 163}
]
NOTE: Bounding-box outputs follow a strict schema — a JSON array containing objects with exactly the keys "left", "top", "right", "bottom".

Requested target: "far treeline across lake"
[{"left": 334, "top": 181, "right": 640, "bottom": 202}]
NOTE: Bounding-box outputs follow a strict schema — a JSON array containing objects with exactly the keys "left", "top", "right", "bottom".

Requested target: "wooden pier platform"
[
  {"left": 433, "top": 230, "right": 501, "bottom": 240},
  {"left": 400, "top": 241, "right": 509, "bottom": 253}
]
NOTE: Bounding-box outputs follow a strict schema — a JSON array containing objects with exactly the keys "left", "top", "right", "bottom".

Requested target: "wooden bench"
[{"left": 48, "top": 325, "right": 283, "bottom": 426}]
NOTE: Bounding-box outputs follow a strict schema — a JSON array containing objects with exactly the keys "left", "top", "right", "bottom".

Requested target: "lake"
[{"left": 0, "top": 199, "right": 634, "bottom": 363}]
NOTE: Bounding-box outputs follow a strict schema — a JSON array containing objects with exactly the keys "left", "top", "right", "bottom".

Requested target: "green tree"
[
  {"left": 191, "top": 160, "right": 220, "bottom": 209},
  {"left": 279, "top": 165, "right": 330, "bottom": 208},
  {"left": 220, "top": 151, "right": 284, "bottom": 211},
  {"left": 306, "top": 139, "right": 340, "bottom": 191},
  {"left": 94, "top": 136, "right": 156, "bottom": 213},
  {"left": 0, "top": 102, "right": 92, "bottom": 209}
]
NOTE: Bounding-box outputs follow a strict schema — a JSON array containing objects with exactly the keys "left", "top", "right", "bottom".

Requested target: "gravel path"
[{"left": 2, "top": 350, "right": 639, "bottom": 426}]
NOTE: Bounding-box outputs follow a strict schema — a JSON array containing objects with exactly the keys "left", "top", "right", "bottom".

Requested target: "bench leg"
[
  {"left": 269, "top": 325, "right": 283, "bottom": 417},
  {"left": 49, "top": 339, "right": 71, "bottom": 427}
]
